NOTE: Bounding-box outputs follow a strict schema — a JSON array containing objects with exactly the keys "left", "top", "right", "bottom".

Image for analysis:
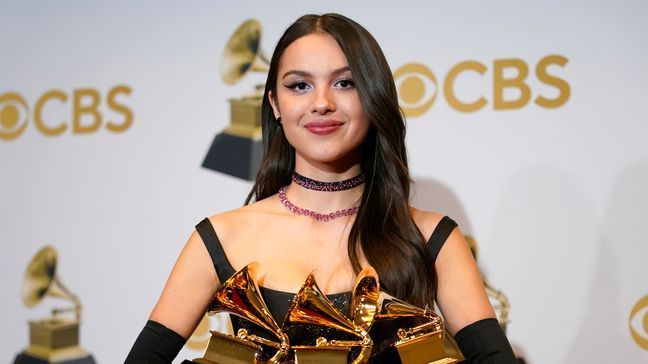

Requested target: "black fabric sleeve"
[
  {"left": 125, "top": 320, "right": 186, "bottom": 363},
  {"left": 195, "top": 217, "right": 236, "bottom": 282},
  {"left": 427, "top": 216, "right": 458, "bottom": 263},
  {"left": 454, "top": 318, "right": 516, "bottom": 364}
]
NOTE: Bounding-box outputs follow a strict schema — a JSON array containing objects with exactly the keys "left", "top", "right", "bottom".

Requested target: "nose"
[{"left": 311, "top": 88, "right": 336, "bottom": 115}]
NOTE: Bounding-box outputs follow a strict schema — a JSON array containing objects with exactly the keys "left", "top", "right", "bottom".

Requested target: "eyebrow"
[{"left": 281, "top": 66, "right": 351, "bottom": 80}]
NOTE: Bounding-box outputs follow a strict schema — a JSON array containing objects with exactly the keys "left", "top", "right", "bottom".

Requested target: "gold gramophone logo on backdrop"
[
  {"left": 629, "top": 295, "right": 648, "bottom": 350},
  {"left": 202, "top": 19, "right": 269, "bottom": 181},
  {"left": 13, "top": 246, "right": 95, "bottom": 364}
]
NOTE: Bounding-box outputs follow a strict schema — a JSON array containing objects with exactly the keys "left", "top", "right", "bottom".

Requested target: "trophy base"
[
  {"left": 192, "top": 330, "right": 261, "bottom": 364},
  {"left": 293, "top": 346, "right": 349, "bottom": 364},
  {"left": 202, "top": 131, "right": 263, "bottom": 181},
  {"left": 13, "top": 352, "right": 95, "bottom": 364},
  {"left": 14, "top": 319, "right": 94, "bottom": 364},
  {"left": 394, "top": 329, "right": 457, "bottom": 364}
]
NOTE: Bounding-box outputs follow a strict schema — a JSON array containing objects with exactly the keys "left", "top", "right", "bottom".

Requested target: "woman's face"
[{"left": 269, "top": 32, "right": 370, "bottom": 166}]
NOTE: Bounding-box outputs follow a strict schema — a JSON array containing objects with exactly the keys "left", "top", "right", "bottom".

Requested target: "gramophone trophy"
[
  {"left": 14, "top": 246, "right": 95, "bottom": 364},
  {"left": 283, "top": 272, "right": 373, "bottom": 364},
  {"left": 192, "top": 263, "right": 289, "bottom": 364},
  {"left": 368, "top": 291, "right": 457, "bottom": 364},
  {"left": 202, "top": 19, "right": 269, "bottom": 181},
  {"left": 189, "top": 264, "right": 461, "bottom": 363}
]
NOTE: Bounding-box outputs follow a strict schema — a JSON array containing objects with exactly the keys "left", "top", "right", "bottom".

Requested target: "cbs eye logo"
[
  {"left": 394, "top": 63, "right": 438, "bottom": 118},
  {"left": 0, "top": 93, "right": 29, "bottom": 140},
  {"left": 0, "top": 86, "right": 133, "bottom": 141},
  {"left": 394, "top": 54, "right": 570, "bottom": 117},
  {"left": 629, "top": 295, "right": 648, "bottom": 350}
]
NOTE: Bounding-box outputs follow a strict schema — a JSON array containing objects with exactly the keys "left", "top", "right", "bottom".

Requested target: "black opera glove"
[
  {"left": 454, "top": 318, "right": 517, "bottom": 364},
  {"left": 125, "top": 320, "right": 186, "bottom": 364}
]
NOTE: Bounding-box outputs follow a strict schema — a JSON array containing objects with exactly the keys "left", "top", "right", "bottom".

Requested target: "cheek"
[
  {"left": 354, "top": 120, "right": 371, "bottom": 145},
  {"left": 277, "top": 99, "right": 308, "bottom": 123},
  {"left": 345, "top": 101, "right": 371, "bottom": 135}
]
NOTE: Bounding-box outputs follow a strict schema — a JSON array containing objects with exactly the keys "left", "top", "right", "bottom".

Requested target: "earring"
[{"left": 277, "top": 116, "right": 282, "bottom": 125}]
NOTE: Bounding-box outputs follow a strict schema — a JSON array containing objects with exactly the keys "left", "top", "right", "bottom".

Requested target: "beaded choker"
[
  {"left": 292, "top": 171, "right": 364, "bottom": 191},
  {"left": 278, "top": 186, "right": 359, "bottom": 222}
]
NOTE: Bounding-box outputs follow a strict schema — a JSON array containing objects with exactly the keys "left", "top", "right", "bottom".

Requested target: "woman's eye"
[
  {"left": 335, "top": 79, "right": 355, "bottom": 89},
  {"left": 286, "top": 82, "right": 310, "bottom": 92}
]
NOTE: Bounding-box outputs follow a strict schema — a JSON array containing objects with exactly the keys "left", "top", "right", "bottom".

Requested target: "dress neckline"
[
  {"left": 258, "top": 284, "right": 351, "bottom": 298},
  {"left": 199, "top": 218, "right": 355, "bottom": 297}
]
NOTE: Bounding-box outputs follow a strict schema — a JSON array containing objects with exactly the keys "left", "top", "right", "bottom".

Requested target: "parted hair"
[{"left": 246, "top": 13, "right": 436, "bottom": 308}]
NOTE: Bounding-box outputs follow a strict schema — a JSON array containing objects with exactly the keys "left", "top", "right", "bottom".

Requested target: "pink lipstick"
[{"left": 304, "top": 120, "right": 345, "bottom": 135}]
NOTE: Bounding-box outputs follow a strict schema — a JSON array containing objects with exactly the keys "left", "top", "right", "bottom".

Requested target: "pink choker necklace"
[
  {"left": 278, "top": 186, "right": 359, "bottom": 222},
  {"left": 292, "top": 171, "right": 364, "bottom": 191}
]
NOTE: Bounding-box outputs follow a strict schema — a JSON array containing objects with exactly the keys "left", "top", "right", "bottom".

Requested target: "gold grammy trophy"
[
  {"left": 192, "top": 263, "right": 289, "bottom": 364},
  {"left": 202, "top": 19, "right": 269, "bottom": 181},
  {"left": 14, "top": 246, "right": 95, "bottom": 364},
  {"left": 191, "top": 264, "right": 460, "bottom": 363},
  {"left": 282, "top": 270, "right": 374, "bottom": 364},
  {"left": 368, "top": 291, "right": 458, "bottom": 364}
]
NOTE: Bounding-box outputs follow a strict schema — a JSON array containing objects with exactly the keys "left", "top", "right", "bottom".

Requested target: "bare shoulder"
[
  {"left": 206, "top": 194, "right": 281, "bottom": 248},
  {"left": 409, "top": 207, "right": 446, "bottom": 241}
]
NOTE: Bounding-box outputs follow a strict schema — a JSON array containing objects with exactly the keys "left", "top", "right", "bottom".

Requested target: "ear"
[{"left": 268, "top": 91, "right": 281, "bottom": 119}]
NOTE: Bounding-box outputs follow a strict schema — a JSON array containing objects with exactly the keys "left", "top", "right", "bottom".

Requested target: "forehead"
[{"left": 278, "top": 33, "right": 349, "bottom": 75}]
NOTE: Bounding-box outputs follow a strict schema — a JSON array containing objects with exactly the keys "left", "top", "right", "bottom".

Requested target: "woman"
[{"left": 127, "top": 13, "right": 515, "bottom": 363}]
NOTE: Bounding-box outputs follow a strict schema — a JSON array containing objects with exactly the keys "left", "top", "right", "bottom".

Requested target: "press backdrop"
[{"left": 2, "top": 1, "right": 647, "bottom": 363}]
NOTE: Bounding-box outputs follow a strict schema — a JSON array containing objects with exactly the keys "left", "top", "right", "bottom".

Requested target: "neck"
[{"left": 287, "top": 159, "right": 364, "bottom": 213}]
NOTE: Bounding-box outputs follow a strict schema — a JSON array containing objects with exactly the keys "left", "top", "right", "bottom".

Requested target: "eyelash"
[
  {"left": 284, "top": 78, "right": 355, "bottom": 93},
  {"left": 335, "top": 79, "right": 355, "bottom": 89},
  {"left": 286, "top": 81, "right": 310, "bottom": 92}
]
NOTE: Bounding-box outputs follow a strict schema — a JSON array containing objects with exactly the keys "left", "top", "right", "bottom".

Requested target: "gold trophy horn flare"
[
  {"left": 221, "top": 19, "right": 269, "bottom": 85},
  {"left": 22, "top": 246, "right": 81, "bottom": 319},
  {"left": 283, "top": 273, "right": 372, "bottom": 364},
  {"left": 350, "top": 267, "right": 380, "bottom": 333},
  {"left": 195, "top": 263, "right": 288, "bottom": 364}
]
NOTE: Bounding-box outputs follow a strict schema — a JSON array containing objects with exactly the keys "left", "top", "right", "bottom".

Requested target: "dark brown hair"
[{"left": 246, "top": 13, "right": 436, "bottom": 308}]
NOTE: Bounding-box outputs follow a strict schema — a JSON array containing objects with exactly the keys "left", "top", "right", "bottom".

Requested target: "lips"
[{"left": 304, "top": 120, "right": 345, "bottom": 135}]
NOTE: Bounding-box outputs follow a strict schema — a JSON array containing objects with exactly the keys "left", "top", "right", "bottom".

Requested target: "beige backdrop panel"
[{"left": 1, "top": 1, "right": 647, "bottom": 363}]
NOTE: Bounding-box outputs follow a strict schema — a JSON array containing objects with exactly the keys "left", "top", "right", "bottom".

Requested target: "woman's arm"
[
  {"left": 126, "top": 229, "right": 219, "bottom": 362},
  {"left": 149, "top": 229, "right": 219, "bottom": 337},
  {"left": 434, "top": 227, "right": 495, "bottom": 334},
  {"left": 434, "top": 225, "right": 517, "bottom": 363},
  {"left": 414, "top": 210, "right": 515, "bottom": 363}
]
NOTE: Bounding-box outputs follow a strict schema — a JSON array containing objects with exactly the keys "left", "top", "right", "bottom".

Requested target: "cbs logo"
[
  {"left": 0, "top": 85, "right": 133, "bottom": 141},
  {"left": 394, "top": 55, "right": 570, "bottom": 117},
  {"left": 629, "top": 295, "right": 648, "bottom": 350}
]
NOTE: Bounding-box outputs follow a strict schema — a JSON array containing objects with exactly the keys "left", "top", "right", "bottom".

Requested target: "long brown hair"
[{"left": 246, "top": 13, "right": 436, "bottom": 308}]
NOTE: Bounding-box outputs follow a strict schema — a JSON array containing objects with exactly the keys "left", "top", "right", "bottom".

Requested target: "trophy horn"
[
  {"left": 375, "top": 291, "right": 430, "bottom": 319},
  {"left": 371, "top": 291, "right": 458, "bottom": 364},
  {"left": 221, "top": 19, "right": 270, "bottom": 85},
  {"left": 206, "top": 263, "right": 288, "bottom": 363},
  {"left": 22, "top": 246, "right": 81, "bottom": 319},
  {"left": 283, "top": 273, "right": 364, "bottom": 339},
  {"left": 283, "top": 273, "right": 372, "bottom": 364},
  {"left": 350, "top": 266, "right": 380, "bottom": 332}
]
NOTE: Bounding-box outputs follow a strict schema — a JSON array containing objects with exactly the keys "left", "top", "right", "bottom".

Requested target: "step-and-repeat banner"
[{"left": 2, "top": 1, "right": 647, "bottom": 362}]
